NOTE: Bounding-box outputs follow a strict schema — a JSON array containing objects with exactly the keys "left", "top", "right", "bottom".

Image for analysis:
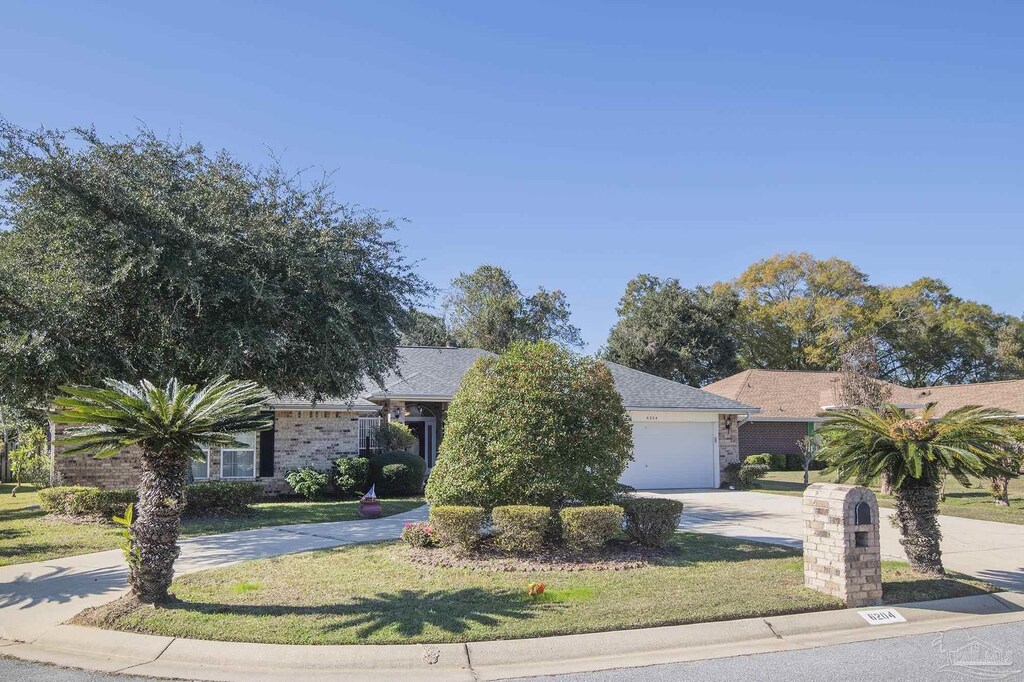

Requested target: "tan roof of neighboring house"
[
  {"left": 903, "top": 380, "right": 1024, "bottom": 417},
  {"left": 704, "top": 370, "right": 848, "bottom": 420},
  {"left": 705, "top": 370, "right": 1024, "bottom": 420}
]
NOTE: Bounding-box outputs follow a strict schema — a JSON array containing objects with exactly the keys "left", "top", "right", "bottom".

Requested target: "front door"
[{"left": 402, "top": 417, "right": 437, "bottom": 468}]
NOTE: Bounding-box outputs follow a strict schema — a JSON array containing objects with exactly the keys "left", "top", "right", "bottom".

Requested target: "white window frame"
[
  {"left": 358, "top": 416, "right": 382, "bottom": 453},
  {"left": 191, "top": 445, "right": 211, "bottom": 481},
  {"left": 220, "top": 432, "right": 257, "bottom": 480}
]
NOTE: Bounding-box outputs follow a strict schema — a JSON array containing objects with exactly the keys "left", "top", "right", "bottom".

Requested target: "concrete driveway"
[{"left": 644, "top": 489, "right": 1024, "bottom": 591}]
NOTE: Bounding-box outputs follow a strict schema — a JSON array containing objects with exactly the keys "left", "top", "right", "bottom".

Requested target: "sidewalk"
[
  {"left": 0, "top": 505, "right": 429, "bottom": 642},
  {"left": 2, "top": 593, "right": 1023, "bottom": 681},
  {"left": 3, "top": 500, "right": 1024, "bottom": 680}
]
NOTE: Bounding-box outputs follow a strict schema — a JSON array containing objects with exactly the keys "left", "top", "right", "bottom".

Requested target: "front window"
[
  {"left": 191, "top": 445, "right": 210, "bottom": 480},
  {"left": 221, "top": 432, "right": 256, "bottom": 479}
]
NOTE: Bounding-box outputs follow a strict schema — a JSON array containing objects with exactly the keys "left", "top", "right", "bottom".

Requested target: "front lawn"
[
  {"left": 0, "top": 484, "right": 423, "bottom": 567},
  {"left": 758, "top": 471, "right": 1024, "bottom": 525},
  {"left": 75, "top": 533, "right": 995, "bottom": 645}
]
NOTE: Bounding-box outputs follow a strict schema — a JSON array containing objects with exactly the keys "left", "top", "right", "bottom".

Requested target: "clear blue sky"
[{"left": 3, "top": 1, "right": 1022, "bottom": 352}]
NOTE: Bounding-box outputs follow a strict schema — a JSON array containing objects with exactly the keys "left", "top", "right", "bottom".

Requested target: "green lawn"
[
  {"left": 0, "top": 484, "right": 423, "bottom": 567},
  {"left": 74, "top": 534, "right": 995, "bottom": 645},
  {"left": 758, "top": 471, "right": 1024, "bottom": 525}
]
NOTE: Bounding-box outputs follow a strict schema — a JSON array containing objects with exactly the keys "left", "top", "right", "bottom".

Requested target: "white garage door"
[{"left": 620, "top": 421, "right": 716, "bottom": 489}]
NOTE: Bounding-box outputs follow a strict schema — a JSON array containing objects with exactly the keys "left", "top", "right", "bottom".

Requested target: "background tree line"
[{"left": 405, "top": 253, "right": 1024, "bottom": 389}]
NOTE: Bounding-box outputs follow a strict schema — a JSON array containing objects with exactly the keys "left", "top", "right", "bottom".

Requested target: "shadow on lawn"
[{"left": 165, "top": 588, "right": 538, "bottom": 638}]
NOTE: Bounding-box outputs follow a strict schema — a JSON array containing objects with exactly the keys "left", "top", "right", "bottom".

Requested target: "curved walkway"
[{"left": 0, "top": 505, "right": 429, "bottom": 642}]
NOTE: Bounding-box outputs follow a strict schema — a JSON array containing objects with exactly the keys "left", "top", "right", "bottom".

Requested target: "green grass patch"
[
  {"left": 759, "top": 471, "right": 1023, "bottom": 525},
  {"left": 74, "top": 534, "right": 996, "bottom": 645},
  {"left": 232, "top": 581, "right": 262, "bottom": 594},
  {"left": 0, "top": 484, "right": 423, "bottom": 567}
]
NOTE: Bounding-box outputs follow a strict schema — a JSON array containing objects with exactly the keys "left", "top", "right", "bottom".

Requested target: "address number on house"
[{"left": 858, "top": 608, "right": 906, "bottom": 625}]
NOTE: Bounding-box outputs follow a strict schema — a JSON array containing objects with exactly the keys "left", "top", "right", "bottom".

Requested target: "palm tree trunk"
[
  {"left": 892, "top": 478, "right": 944, "bottom": 576},
  {"left": 131, "top": 450, "right": 188, "bottom": 603},
  {"left": 990, "top": 476, "right": 1010, "bottom": 506}
]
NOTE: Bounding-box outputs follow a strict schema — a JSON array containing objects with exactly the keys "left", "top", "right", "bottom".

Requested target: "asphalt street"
[
  {"left": 504, "top": 621, "right": 1024, "bottom": 682},
  {"left": 3, "top": 621, "right": 1021, "bottom": 681}
]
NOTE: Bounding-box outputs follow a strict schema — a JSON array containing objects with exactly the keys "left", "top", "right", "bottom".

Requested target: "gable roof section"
[
  {"left": 704, "top": 369, "right": 1024, "bottom": 419},
  {"left": 273, "top": 346, "right": 758, "bottom": 412},
  {"left": 602, "top": 361, "right": 758, "bottom": 412},
  {"left": 905, "top": 380, "right": 1024, "bottom": 417},
  {"left": 704, "top": 369, "right": 906, "bottom": 421},
  {"left": 364, "top": 346, "right": 494, "bottom": 399}
]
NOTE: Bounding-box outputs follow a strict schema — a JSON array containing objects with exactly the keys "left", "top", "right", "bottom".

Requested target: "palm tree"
[
  {"left": 52, "top": 376, "right": 271, "bottom": 603},
  {"left": 818, "top": 403, "right": 1017, "bottom": 575}
]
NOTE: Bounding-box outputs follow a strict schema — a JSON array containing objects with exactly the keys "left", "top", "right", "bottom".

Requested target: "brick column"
[
  {"left": 802, "top": 483, "right": 882, "bottom": 607},
  {"left": 718, "top": 414, "right": 740, "bottom": 479}
]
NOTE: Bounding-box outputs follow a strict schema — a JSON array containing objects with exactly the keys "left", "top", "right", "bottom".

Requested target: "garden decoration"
[{"left": 358, "top": 484, "right": 382, "bottom": 518}]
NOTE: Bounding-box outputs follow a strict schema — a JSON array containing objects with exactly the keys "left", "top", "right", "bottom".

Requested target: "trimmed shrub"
[
  {"left": 426, "top": 341, "right": 633, "bottom": 509},
  {"left": 429, "top": 505, "right": 485, "bottom": 552},
  {"left": 621, "top": 497, "right": 684, "bottom": 548},
  {"left": 559, "top": 505, "right": 623, "bottom": 552},
  {"left": 401, "top": 521, "right": 436, "bottom": 548},
  {"left": 770, "top": 453, "right": 787, "bottom": 471},
  {"left": 41, "top": 482, "right": 261, "bottom": 518},
  {"left": 285, "top": 467, "right": 330, "bottom": 499},
  {"left": 184, "top": 481, "right": 263, "bottom": 516},
  {"left": 39, "top": 486, "right": 101, "bottom": 516},
  {"left": 745, "top": 453, "right": 773, "bottom": 467},
  {"left": 369, "top": 450, "right": 425, "bottom": 496},
  {"left": 738, "top": 463, "right": 769, "bottom": 488},
  {"left": 94, "top": 489, "right": 138, "bottom": 517},
  {"left": 372, "top": 421, "right": 417, "bottom": 453},
  {"left": 491, "top": 505, "right": 551, "bottom": 554},
  {"left": 784, "top": 452, "right": 802, "bottom": 471},
  {"left": 720, "top": 462, "right": 742, "bottom": 488},
  {"left": 334, "top": 456, "right": 370, "bottom": 497}
]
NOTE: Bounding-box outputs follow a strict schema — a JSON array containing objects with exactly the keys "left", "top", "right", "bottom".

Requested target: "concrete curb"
[{"left": 2, "top": 592, "right": 1022, "bottom": 681}]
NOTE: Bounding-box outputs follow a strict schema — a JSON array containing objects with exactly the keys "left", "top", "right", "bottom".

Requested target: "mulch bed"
[{"left": 406, "top": 539, "right": 680, "bottom": 572}]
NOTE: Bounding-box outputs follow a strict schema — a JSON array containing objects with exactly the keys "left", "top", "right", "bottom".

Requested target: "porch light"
[{"left": 724, "top": 416, "right": 733, "bottom": 430}]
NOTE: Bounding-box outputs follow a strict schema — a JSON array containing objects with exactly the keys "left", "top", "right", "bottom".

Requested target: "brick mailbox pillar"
[{"left": 802, "top": 483, "right": 882, "bottom": 607}]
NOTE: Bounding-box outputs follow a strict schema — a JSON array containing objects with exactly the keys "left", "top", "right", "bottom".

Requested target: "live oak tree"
[
  {"left": 603, "top": 275, "right": 739, "bottom": 386},
  {"left": 53, "top": 377, "right": 271, "bottom": 603},
  {"left": 0, "top": 121, "right": 425, "bottom": 407},
  {"left": 819, "top": 403, "right": 1017, "bottom": 575},
  {"left": 399, "top": 309, "right": 456, "bottom": 347},
  {"left": 731, "top": 253, "right": 871, "bottom": 371},
  {"left": 442, "top": 265, "right": 582, "bottom": 353},
  {"left": 871, "top": 278, "right": 1024, "bottom": 386}
]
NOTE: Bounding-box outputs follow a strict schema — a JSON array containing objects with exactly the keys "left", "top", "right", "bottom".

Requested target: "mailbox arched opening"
[{"left": 854, "top": 501, "right": 872, "bottom": 526}]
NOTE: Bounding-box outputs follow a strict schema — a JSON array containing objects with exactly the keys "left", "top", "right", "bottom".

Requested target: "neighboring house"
[
  {"left": 704, "top": 369, "right": 1024, "bottom": 458},
  {"left": 51, "top": 346, "right": 759, "bottom": 492}
]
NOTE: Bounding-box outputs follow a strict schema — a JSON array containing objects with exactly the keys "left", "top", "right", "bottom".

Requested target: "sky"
[{"left": 2, "top": 1, "right": 1023, "bottom": 352}]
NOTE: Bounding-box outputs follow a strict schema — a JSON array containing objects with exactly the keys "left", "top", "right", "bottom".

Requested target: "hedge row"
[
  {"left": 418, "top": 497, "right": 685, "bottom": 554},
  {"left": 39, "top": 481, "right": 263, "bottom": 518}
]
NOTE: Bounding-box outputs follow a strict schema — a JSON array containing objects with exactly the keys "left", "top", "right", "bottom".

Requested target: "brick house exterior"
[
  {"left": 51, "top": 347, "right": 757, "bottom": 492},
  {"left": 738, "top": 420, "right": 812, "bottom": 457},
  {"left": 706, "top": 370, "right": 1024, "bottom": 460}
]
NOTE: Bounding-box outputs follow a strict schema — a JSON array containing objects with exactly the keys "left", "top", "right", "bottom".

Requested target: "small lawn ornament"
[{"left": 358, "top": 484, "right": 382, "bottom": 519}]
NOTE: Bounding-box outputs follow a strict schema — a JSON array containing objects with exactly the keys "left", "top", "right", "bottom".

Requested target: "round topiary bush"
[
  {"left": 369, "top": 450, "right": 425, "bottom": 496},
  {"left": 425, "top": 340, "right": 633, "bottom": 509}
]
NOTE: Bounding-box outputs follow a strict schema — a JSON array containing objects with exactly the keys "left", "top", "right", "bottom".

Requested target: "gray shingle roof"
[
  {"left": 601, "top": 361, "right": 758, "bottom": 412},
  {"left": 364, "top": 347, "right": 494, "bottom": 399},
  {"left": 271, "top": 347, "right": 757, "bottom": 413}
]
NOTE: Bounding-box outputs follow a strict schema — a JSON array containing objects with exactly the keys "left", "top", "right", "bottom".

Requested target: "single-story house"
[
  {"left": 703, "top": 369, "right": 1024, "bottom": 459},
  {"left": 51, "top": 346, "right": 759, "bottom": 492}
]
